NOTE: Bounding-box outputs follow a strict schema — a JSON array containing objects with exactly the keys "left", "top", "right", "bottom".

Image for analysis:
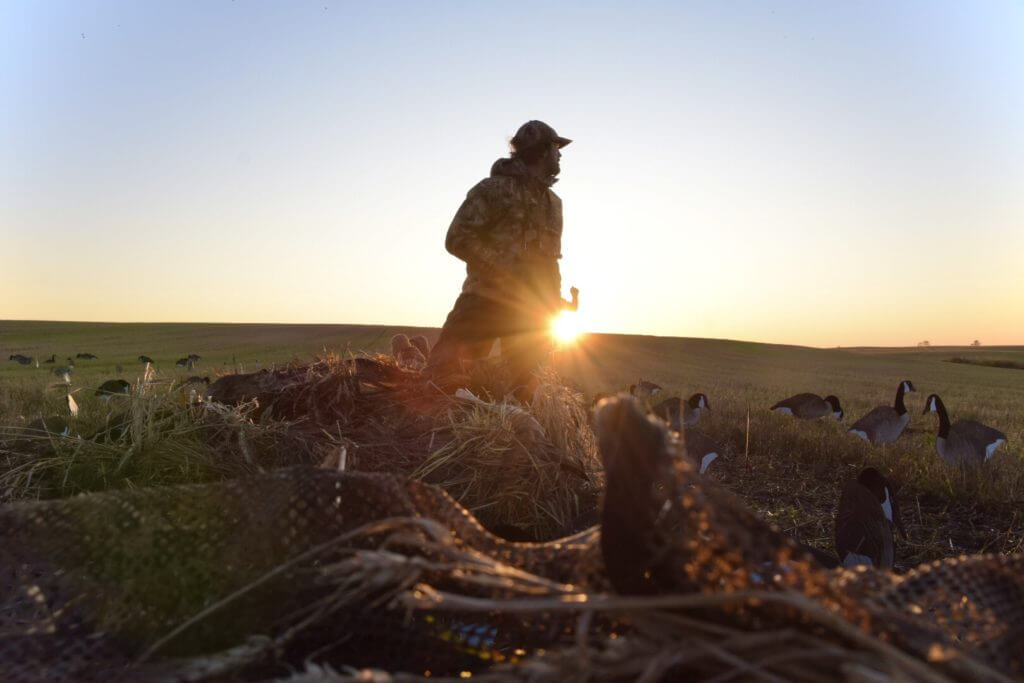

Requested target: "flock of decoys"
[
  {"left": 7, "top": 345, "right": 1012, "bottom": 571},
  {"left": 606, "top": 377, "right": 1008, "bottom": 570},
  {"left": 6, "top": 352, "right": 210, "bottom": 422}
]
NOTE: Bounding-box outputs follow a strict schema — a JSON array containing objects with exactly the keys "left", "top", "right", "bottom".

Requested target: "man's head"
[{"left": 511, "top": 120, "right": 571, "bottom": 181}]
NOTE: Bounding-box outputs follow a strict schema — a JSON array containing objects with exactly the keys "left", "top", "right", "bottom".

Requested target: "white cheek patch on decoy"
[
  {"left": 850, "top": 429, "right": 869, "bottom": 442},
  {"left": 833, "top": 411, "right": 842, "bottom": 420},
  {"left": 843, "top": 552, "right": 873, "bottom": 568},
  {"left": 986, "top": 439, "right": 1005, "bottom": 460},
  {"left": 903, "top": 381, "right": 913, "bottom": 393},
  {"left": 774, "top": 407, "right": 793, "bottom": 415},
  {"left": 881, "top": 489, "right": 893, "bottom": 522},
  {"left": 928, "top": 397, "right": 936, "bottom": 412},
  {"left": 700, "top": 452, "right": 718, "bottom": 474}
]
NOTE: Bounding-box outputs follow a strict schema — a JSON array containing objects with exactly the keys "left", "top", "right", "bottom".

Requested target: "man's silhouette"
[{"left": 426, "top": 120, "right": 575, "bottom": 399}]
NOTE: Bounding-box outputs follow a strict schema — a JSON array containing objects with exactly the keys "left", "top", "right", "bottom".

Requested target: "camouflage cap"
[{"left": 511, "top": 120, "right": 572, "bottom": 152}]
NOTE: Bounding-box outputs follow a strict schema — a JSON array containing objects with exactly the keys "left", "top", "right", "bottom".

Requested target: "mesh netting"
[{"left": 1, "top": 365, "right": 1022, "bottom": 682}]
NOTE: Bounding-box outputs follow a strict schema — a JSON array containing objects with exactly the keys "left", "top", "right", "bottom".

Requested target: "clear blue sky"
[{"left": 2, "top": 1, "right": 1022, "bottom": 346}]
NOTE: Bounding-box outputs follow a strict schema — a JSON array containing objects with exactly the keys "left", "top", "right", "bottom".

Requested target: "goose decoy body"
[
  {"left": 834, "top": 467, "right": 904, "bottom": 568},
  {"left": 651, "top": 392, "right": 711, "bottom": 429},
  {"left": 409, "top": 335, "right": 431, "bottom": 359},
  {"left": 630, "top": 379, "right": 663, "bottom": 399},
  {"left": 184, "top": 375, "right": 211, "bottom": 386},
  {"left": 95, "top": 379, "right": 131, "bottom": 399},
  {"left": 75, "top": 353, "right": 98, "bottom": 360},
  {"left": 771, "top": 393, "right": 843, "bottom": 421},
  {"left": 44, "top": 354, "right": 56, "bottom": 364},
  {"left": 678, "top": 427, "right": 721, "bottom": 474},
  {"left": 138, "top": 355, "right": 154, "bottom": 364},
  {"left": 922, "top": 394, "right": 1007, "bottom": 465},
  {"left": 848, "top": 380, "right": 915, "bottom": 445},
  {"left": 52, "top": 366, "right": 73, "bottom": 384},
  {"left": 390, "top": 334, "right": 426, "bottom": 371},
  {"left": 8, "top": 354, "right": 33, "bottom": 366}
]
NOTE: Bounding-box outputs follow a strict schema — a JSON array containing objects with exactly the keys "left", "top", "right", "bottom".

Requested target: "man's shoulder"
[{"left": 465, "top": 175, "right": 520, "bottom": 203}]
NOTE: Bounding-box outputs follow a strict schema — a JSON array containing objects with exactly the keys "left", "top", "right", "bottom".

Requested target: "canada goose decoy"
[
  {"left": 679, "top": 427, "right": 721, "bottom": 475},
  {"left": 409, "top": 335, "right": 431, "bottom": 359},
  {"left": 75, "top": 352, "right": 98, "bottom": 360},
  {"left": 184, "top": 375, "right": 211, "bottom": 386},
  {"left": 44, "top": 354, "right": 56, "bottom": 364},
  {"left": 630, "top": 379, "right": 663, "bottom": 399},
  {"left": 187, "top": 353, "right": 201, "bottom": 363},
  {"left": 771, "top": 393, "right": 843, "bottom": 421},
  {"left": 651, "top": 393, "right": 712, "bottom": 431},
  {"left": 95, "top": 379, "right": 131, "bottom": 399},
  {"left": 53, "top": 365, "right": 73, "bottom": 384},
  {"left": 390, "top": 334, "right": 426, "bottom": 371},
  {"left": 834, "top": 468, "right": 904, "bottom": 568},
  {"left": 138, "top": 355, "right": 154, "bottom": 364},
  {"left": 922, "top": 394, "right": 1007, "bottom": 465},
  {"left": 8, "top": 354, "right": 33, "bottom": 366},
  {"left": 848, "top": 380, "right": 916, "bottom": 445}
]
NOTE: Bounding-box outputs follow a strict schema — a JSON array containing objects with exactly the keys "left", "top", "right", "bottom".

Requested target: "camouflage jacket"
[{"left": 445, "top": 157, "right": 563, "bottom": 311}]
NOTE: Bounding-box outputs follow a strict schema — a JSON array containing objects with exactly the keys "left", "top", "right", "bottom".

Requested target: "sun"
[{"left": 550, "top": 309, "right": 583, "bottom": 345}]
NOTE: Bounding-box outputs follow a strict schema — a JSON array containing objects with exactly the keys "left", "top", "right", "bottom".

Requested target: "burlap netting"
[{"left": 1, "top": 394, "right": 1022, "bottom": 681}]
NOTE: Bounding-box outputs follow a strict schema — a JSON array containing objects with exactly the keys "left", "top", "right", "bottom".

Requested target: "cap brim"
[{"left": 555, "top": 136, "right": 572, "bottom": 148}]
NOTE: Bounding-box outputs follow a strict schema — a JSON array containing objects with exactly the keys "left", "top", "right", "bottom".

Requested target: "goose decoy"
[
  {"left": 52, "top": 365, "right": 73, "bottom": 384},
  {"left": 922, "top": 394, "right": 1007, "bottom": 465},
  {"left": 175, "top": 357, "right": 191, "bottom": 368},
  {"left": 409, "top": 335, "right": 431, "bottom": 359},
  {"left": 184, "top": 375, "right": 211, "bottom": 386},
  {"left": 390, "top": 334, "right": 426, "bottom": 371},
  {"left": 771, "top": 393, "right": 843, "bottom": 421},
  {"left": 138, "top": 355, "right": 154, "bottom": 364},
  {"left": 75, "top": 353, "right": 98, "bottom": 360},
  {"left": 95, "top": 379, "right": 131, "bottom": 399},
  {"left": 630, "top": 379, "right": 663, "bottom": 399},
  {"left": 848, "top": 380, "right": 915, "bottom": 445},
  {"left": 834, "top": 467, "right": 904, "bottom": 568},
  {"left": 679, "top": 427, "right": 721, "bottom": 474},
  {"left": 8, "top": 354, "right": 33, "bottom": 366},
  {"left": 651, "top": 393, "right": 711, "bottom": 431},
  {"left": 187, "top": 353, "right": 201, "bottom": 363},
  {"left": 43, "top": 354, "right": 56, "bottom": 364}
]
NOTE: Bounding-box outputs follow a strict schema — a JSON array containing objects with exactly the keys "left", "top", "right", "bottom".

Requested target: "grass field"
[{"left": 2, "top": 320, "right": 1022, "bottom": 569}]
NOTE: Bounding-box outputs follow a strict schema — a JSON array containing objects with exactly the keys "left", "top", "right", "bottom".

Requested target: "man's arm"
[{"left": 445, "top": 180, "right": 503, "bottom": 268}]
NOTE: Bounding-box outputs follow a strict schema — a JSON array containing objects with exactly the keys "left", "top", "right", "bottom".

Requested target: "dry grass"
[{"left": 413, "top": 374, "right": 602, "bottom": 540}]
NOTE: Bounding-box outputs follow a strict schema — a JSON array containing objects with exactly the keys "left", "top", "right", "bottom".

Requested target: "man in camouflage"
[{"left": 426, "top": 120, "right": 577, "bottom": 399}]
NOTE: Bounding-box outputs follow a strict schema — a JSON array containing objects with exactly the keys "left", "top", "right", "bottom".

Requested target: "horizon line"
[{"left": 2, "top": 319, "right": 1019, "bottom": 351}]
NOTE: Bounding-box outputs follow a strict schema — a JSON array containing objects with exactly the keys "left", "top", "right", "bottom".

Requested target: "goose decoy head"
[
  {"left": 687, "top": 393, "right": 710, "bottom": 410},
  {"left": 825, "top": 395, "right": 843, "bottom": 421},
  {"left": 922, "top": 393, "right": 942, "bottom": 415},
  {"left": 901, "top": 379, "right": 916, "bottom": 394},
  {"left": 857, "top": 467, "right": 907, "bottom": 540}
]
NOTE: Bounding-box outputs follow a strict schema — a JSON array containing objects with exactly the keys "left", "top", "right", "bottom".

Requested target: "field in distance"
[{"left": 2, "top": 320, "right": 1022, "bottom": 567}]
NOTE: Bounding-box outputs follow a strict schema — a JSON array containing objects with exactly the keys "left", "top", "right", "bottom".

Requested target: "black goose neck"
[{"left": 894, "top": 383, "right": 907, "bottom": 415}]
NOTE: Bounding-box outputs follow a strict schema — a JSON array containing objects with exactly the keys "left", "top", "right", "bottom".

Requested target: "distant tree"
[
  {"left": 917, "top": 340, "right": 931, "bottom": 347},
  {"left": 971, "top": 339, "right": 981, "bottom": 346}
]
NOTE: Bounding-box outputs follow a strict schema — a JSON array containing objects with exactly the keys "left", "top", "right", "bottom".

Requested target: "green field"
[{"left": 2, "top": 320, "right": 1022, "bottom": 569}]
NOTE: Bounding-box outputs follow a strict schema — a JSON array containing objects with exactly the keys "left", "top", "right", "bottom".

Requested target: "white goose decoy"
[
  {"left": 771, "top": 393, "right": 843, "bottom": 421},
  {"left": 922, "top": 393, "right": 1007, "bottom": 465},
  {"left": 848, "top": 380, "right": 915, "bottom": 445}
]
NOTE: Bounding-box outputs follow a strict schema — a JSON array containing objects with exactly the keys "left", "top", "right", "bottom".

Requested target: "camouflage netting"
[{"left": 1, "top": 361, "right": 1023, "bottom": 682}]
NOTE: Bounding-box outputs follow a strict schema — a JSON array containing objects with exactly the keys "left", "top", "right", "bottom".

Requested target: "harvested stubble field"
[{"left": 2, "top": 320, "right": 1022, "bottom": 567}]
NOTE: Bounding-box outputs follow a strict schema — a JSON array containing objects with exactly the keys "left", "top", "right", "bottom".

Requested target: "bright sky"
[{"left": 2, "top": 1, "right": 1022, "bottom": 347}]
